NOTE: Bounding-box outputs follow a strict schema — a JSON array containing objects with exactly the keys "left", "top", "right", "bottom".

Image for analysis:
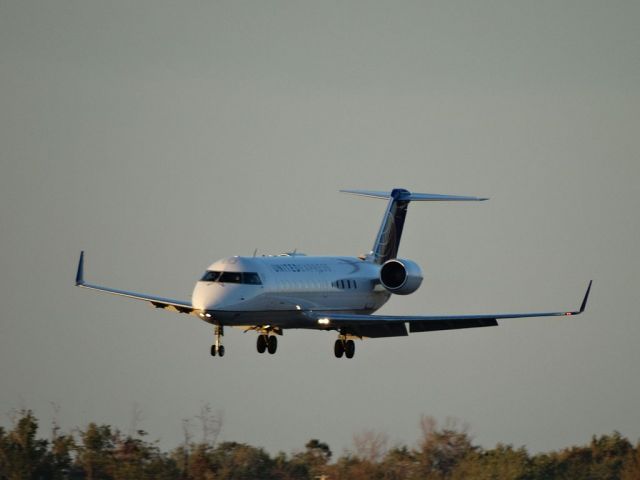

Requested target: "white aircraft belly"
[{"left": 223, "top": 290, "right": 386, "bottom": 313}]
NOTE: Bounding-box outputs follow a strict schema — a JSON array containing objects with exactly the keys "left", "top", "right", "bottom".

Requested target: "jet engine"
[{"left": 379, "top": 258, "right": 423, "bottom": 295}]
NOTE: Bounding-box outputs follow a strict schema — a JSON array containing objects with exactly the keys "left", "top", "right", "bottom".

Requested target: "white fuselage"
[{"left": 191, "top": 254, "right": 391, "bottom": 327}]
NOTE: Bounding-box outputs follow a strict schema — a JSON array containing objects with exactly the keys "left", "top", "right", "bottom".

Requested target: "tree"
[
  {"left": 589, "top": 432, "right": 632, "bottom": 479},
  {"left": 416, "top": 416, "right": 476, "bottom": 479},
  {"left": 185, "top": 442, "right": 215, "bottom": 480},
  {"left": 45, "top": 431, "right": 75, "bottom": 479},
  {"left": 285, "top": 439, "right": 333, "bottom": 479},
  {"left": 621, "top": 441, "right": 640, "bottom": 480},
  {"left": 450, "top": 443, "right": 529, "bottom": 480},
  {"left": 0, "top": 410, "right": 50, "bottom": 480},
  {"left": 76, "top": 423, "right": 115, "bottom": 479},
  {"left": 4, "top": 409, "right": 640, "bottom": 479},
  {"left": 352, "top": 430, "right": 388, "bottom": 463},
  {"left": 211, "top": 441, "right": 275, "bottom": 479},
  {"left": 379, "top": 446, "right": 417, "bottom": 480}
]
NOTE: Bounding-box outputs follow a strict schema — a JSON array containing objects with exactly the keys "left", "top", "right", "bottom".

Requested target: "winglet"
[
  {"left": 579, "top": 280, "right": 593, "bottom": 313},
  {"left": 75, "top": 251, "right": 85, "bottom": 286}
]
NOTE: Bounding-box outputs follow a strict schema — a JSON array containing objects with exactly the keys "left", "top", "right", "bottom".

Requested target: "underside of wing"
[
  {"left": 75, "top": 252, "right": 195, "bottom": 315},
  {"left": 308, "top": 281, "right": 592, "bottom": 338}
]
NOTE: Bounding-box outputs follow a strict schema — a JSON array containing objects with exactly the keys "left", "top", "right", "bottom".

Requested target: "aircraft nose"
[{"left": 192, "top": 283, "right": 226, "bottom": 311}]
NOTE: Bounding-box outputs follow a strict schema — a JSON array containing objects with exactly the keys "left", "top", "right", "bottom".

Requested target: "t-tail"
[{"left": 341, "top": 188, "right": 488, "bottom": 264}]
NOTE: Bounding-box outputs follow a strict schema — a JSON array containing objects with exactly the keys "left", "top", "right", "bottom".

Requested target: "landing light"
[
  {"left": 205, "top": 313, "right": 212, "bottom": 318},
  {"left": 318, "top": 318, "right": 330, "bottom": 325}
]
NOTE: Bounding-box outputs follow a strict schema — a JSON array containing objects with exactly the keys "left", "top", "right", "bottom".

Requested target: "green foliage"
[
  {"left": 450, "top": 443, "right": 529, "bottom": 480},
  {"left": 0, "top": 410, "right": 50, "bottom": 480},
  {"left": 1, "top": 410, "right": 639, "bottom": 480}
]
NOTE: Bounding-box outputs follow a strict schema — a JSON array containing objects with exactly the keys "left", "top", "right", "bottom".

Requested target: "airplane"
[{"left": 75, "top": 188, "right": 592, "bottom": 359}]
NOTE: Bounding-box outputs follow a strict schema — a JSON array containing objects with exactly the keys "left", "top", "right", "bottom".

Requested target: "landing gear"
[
  {"left": 256, "top": 334, "right": 278, "bottom": 354},
  {"left": 210, "top": 324, "right": 224, "bottom": 357},
  {"left": 210, "top": 344, "right": 225, "bottom": 357},
  {"left": 334, "top": 336, "right": 356, "bottom": 359}
]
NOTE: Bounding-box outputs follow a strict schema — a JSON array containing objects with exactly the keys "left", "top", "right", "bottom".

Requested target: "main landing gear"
[
  {"left": 210, "top": 324, "right": 225, "bottom": 357},
  {"left": 334, "top": 335, "right": 355, "bottom": 359},
  {"left": 256, "top": 334, "right": 277, "bottom": 354}
]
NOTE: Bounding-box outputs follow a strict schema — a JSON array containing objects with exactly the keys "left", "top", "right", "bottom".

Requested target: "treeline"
[{"left": 1, "top": 410, "right": 640, "bottom": 479}]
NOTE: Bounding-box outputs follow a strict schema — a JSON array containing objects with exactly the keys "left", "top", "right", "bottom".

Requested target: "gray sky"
[{"left": 1, "top": 0, "right": 639, "bottom": 455}]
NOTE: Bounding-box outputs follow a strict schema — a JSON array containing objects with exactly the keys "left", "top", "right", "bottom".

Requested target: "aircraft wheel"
[
  {"left": 334, "top": 340, "right": 344, "bottom": 358},
  {"left": 217, "top": 345, "right": 225, "bottom": 357},
  {"left": 345, "top": 339, "right": 355, "bottom": 359},
  {"left": 257, "top": 335, "right": 267, "bottom": 353},
  {"left": 210, "top": 344, "right": 217, "bottom": 357},
  {"left": 267, "top": 335, "right": 278, "bottom": 354}
]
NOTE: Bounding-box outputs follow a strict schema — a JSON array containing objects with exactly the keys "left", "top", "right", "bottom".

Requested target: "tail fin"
[{"left": 341, "top": 188, "right": 488, "bottom": 264}]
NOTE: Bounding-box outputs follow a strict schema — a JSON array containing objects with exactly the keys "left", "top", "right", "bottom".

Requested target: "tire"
[
  {"left": 267, "top": 335, "right": 278, "bottom": 354},
  {"left": 257, "top": 335, "right": 267, "bottom": 353},
  {"left": 334, "top": 340, "right": 344, "bottom": 358},
  {"left": 345, "top": 340, "right": 355, "bottom": 359},
  {"left": 217, "top": 345, "right": 225, "bottom": 357},
  {"left": 210, "top": 344, "right": 217, "bottom": 356}
]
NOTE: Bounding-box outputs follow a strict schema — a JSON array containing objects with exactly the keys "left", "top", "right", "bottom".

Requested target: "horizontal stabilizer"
[
  {"left": 340, "top": 189, "right": 488, "bottom": 202},
  {"left": 341, "top": 187, "right": 487, "bottom": 263}
]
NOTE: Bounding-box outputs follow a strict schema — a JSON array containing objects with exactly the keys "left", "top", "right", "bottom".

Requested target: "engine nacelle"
[{"left": 379, "top": 258, "right": 423, "bottom": 295}]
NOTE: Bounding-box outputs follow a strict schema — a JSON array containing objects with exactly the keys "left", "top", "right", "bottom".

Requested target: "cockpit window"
[
  {"left": 200, "top": 271, "right": 262, "bottom": 285},
  {"left": 244, "top": 273, "right": 262, "bottom": 285},
  {"left": 201, "top": 271, "right": 221, "bottom": 282},
  {"left": 219, "top": 272, "right": 242, "bottom": 283}
]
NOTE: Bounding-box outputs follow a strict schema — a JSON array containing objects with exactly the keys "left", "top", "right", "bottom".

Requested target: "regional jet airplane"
[{"left": 75, "top": 188, "right": 591, "bottom": 359}]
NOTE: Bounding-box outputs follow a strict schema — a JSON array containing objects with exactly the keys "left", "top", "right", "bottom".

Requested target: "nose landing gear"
[{"left": 210, "top": 324, "right": 225, "bottom": 357}]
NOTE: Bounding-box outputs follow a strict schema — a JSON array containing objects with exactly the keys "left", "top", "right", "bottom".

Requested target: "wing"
[
  {"left": 75, "top": 251, "right": 195, "bottom": 315},
  {"left": 308, "top": 281, "right": 592, "bottom": 338}
]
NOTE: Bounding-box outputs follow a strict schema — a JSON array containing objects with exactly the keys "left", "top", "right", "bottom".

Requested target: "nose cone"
[{"left": 192, "top": 282, "right": 226, "bottom": 310}]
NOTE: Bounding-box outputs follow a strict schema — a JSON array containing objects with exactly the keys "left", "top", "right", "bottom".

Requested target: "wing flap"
[
  {"left": 348, "top": 323, "right": 408, "bottom": 338},
  {"left": 409, "top": 318, "right": 497, "bottom": 333}
]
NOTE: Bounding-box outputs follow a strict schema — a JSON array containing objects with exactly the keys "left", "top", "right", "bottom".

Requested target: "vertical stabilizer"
[
  {"left": 370, "top": 188, "right": 410, "bottom": 264},
  {"left": 340, "top": 188, "right": 488, "bottom": 264}
]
